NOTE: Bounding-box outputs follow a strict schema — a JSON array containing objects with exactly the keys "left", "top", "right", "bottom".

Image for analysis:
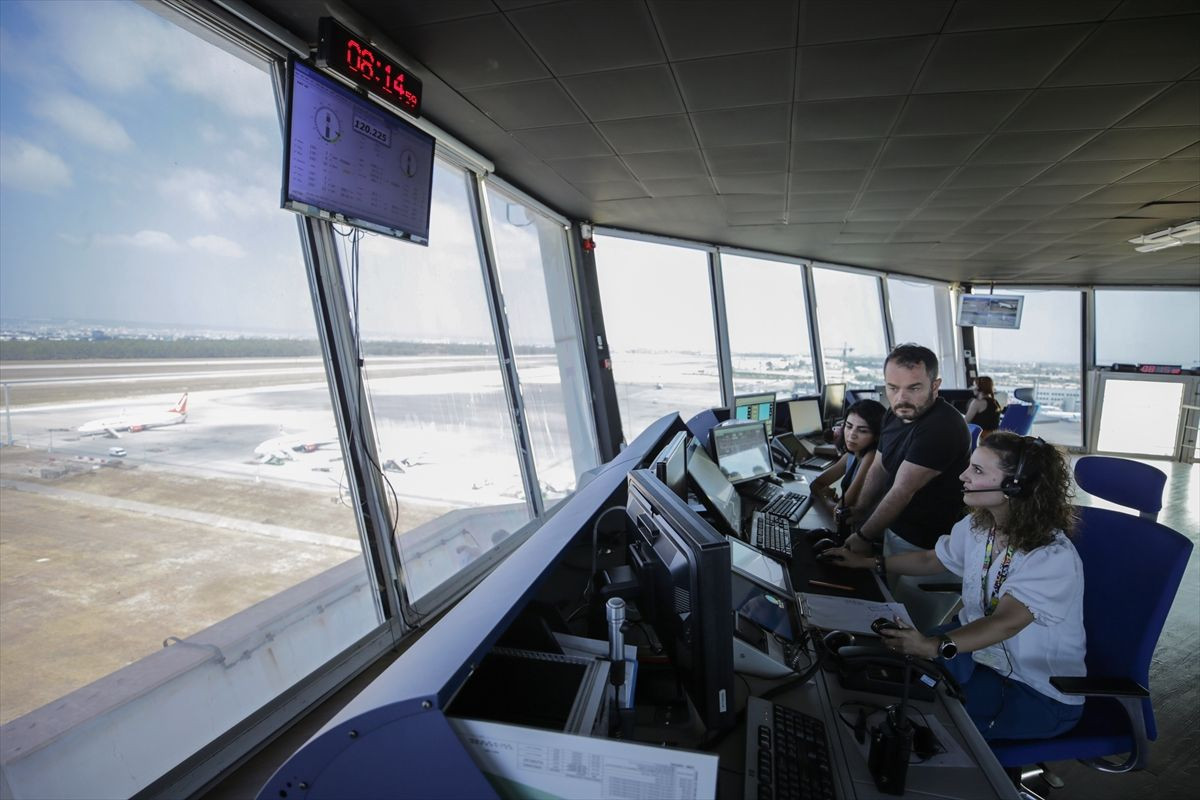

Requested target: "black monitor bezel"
[{"left": 710, "top": 420, "right": 774, "bottom": 485}]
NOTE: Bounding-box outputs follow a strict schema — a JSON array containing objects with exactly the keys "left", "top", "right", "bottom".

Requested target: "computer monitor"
[
  {"left": 731, "top": 393, "right": 776, "bottom": 438},
  {"left": 626, "top": 469, "right": 735, "bottom": 733},
  {"left": 731, "top": 569, "right": 804, "bottom": 644},
  {"left": 685, "top": 439, "right": 742, "bottom": 537},
  {"left": 821, "top": 383, "right": 846, "bottom": 427},
  {"left": 650, "top": 430, "right": 689, "bottom": 501},
  {"left": 787, "top": 398, "right": 823, "bottom": 437},
  {"left": 711, "top": 421, "right": 774, "bottom": 485}
]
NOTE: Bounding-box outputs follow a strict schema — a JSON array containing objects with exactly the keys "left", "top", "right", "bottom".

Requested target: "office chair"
[
  {"left": 998, "top": 388, "right": 1040, "bottom": 436},
  {"left": 987, "top": 506, "right": 1193, "bottom": 799},
  {"left": 1074, "top": 456, "right": 1167, "bottom": 521},
  {"left": 967, "top": 423, "right": 982, "bottom": 451}
]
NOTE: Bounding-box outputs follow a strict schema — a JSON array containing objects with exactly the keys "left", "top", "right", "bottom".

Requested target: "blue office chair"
[
  {"left": 998, "top": 388, "right": 1040, "bottom": 436},
  {"left": 967, "top": 423, "right": 982, "bottom": 451},
  {"left": 1074, "top": 456, "right": 1167, "bottom": 521},
  {"left": 988, "top": 507, "right": 1193, "bottom": 797}
]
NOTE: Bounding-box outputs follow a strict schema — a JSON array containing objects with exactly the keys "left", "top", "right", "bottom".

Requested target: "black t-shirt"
[
  {"left": 974, "top": 398, "right": 1002, "bottom": 431},
  {"left": 878, "top": 397, "right": 970, "bottom": 548}
]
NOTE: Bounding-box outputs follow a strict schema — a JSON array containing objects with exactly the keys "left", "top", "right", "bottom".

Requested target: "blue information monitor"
[{"left": 732, "top": 393, "right": 775, "bottom": 438}]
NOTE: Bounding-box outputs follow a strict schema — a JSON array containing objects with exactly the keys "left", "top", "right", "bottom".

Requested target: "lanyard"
[{"left": 981, "top": 527, "right": 1015, "bottom": 617}]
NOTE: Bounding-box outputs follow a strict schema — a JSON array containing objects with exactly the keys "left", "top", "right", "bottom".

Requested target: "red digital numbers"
[{"left": 344, "top": 38, "right": 418, "bottom": 112}]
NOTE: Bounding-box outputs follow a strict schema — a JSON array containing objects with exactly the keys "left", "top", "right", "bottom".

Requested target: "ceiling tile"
[
  {"left": 596, "top": 116, "right": 698, "bottom": 153},
  {"left": 1030, "top": 159, "right": 1153, "bottom": 185},
  {"left": 787, "top": 192, "right": 857, "bottom": 210},
  {"left": 674, "top": 50, "right": 795, "bottom": 111},
  {"left": 972, "top": 131, "right": 1099, "bottom": 163},
  {"left": 1117, "top": 81, "right": 1200, "bottom": 128},
  {"left": 714, "top": 173, "right": 788, "bottom": 193},
  {"left": 691, "top": 105, "right": 791, "bottom": 148},
  {"left": 707, "top": 143, "right": 789, "bottom": 175},
  {"left": 893, "top": 91, "right": 1029, "bottom": 135},
  {"left": 1083, "top": 182, "right": 1196, "bottom": 204},
  {"left": 792, "top": 97, "right": 906, "bottom": 139},
  {"left": 641, "top": 177, "right": 715, "bottom": 197},
  {"left": 799, "top": 1, "right": 952, "bottom": 44},
  {"left": 1068, "top": 128, "right": 1200, "bottom": 161},
  {"left": 462, "top": 80, "right": 585, "bottom": 128},
  {"left": 1046, "top": 15, "right": 1200, "bottom": 86},
  {"left": 795, "top": 37, "right": 933, "bottom": 100},
  {"left": 866, "top": 166, "right": 955, "bottom": 191},
  {"left": 847, "top": 207, "right": 913, "bottom": 221},
  {"left": 944, "top": 0, "right": 1120, "bottom": 31},
  {"left": 1120, "top": 159, "right": 1200, "bottom": 183},
  {"left": 571, "top": 180, "right": 650, "bottom": 201},
  {"left": 562, "top": 66, "right": 683, "bottom": 120},
  {"left": 721, "top": 194, "right": 787, "bottom": 213},
  {"left": 857, "top": 190, "right": 933, "bottom": 208},
  {"left": 547, "top": 155, "right": 635, "bottom": 182},
  {"left": 1003, "top": 184, "right": 1106, "bottom": 205},
  {"left": 879, "top": 135, "right": 985, "bottom": 167},
  {"left": 511, "top": 124, "right": 612, "bottom": 159},
  {"left": 507, "top": 0, "right": 664, "bottom": 75},
  {"left": 1001, "top": 84, "right": 1166, "bottom": 131},
  {"left": 791, "top": 139, "right": 884, "bottom": 171},
  {"left": 622, "top": 150, "right": 708, "bottom": 179},
  {"left": 929, "top": 186, "right": 1015, "bottom": 205},
  {"left": 911, "top": 205, "right": 985, "bottom": 221},
  {"left": 407, "top": 14, "right": 546, "bottom": 88},
  {"left": 949, "top": 163, "right": 1053, "bottom": 186},
  {"left": 649, "top": 0, "right": 797, "bottom": 60},
  {"left": 915, "top": 26, "right": 1092, "bottom": 93},
  {"left": 789, "top": 170, "right": 868, "bottom": 192}
]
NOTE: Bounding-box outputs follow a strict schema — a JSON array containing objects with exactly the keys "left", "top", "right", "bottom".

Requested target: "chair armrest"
[
  {"left": 1049, "top": 676, "right": 1149, "bottom": 698},
  {"left": 917, "top": 582, "right": 962, "bottom": 593}
]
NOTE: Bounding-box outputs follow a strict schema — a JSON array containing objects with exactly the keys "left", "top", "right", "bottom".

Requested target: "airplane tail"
[{"left": 172, "top": 392, "right": 188, "bottom": 415}]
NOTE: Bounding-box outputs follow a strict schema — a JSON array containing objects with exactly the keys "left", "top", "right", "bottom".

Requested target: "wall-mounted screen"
[
  {"left": 957, "top": 294, "right": 1025, "bottom": 329},
  {"left": 282, "top": 57, "right": 435, "bottom": 244}
]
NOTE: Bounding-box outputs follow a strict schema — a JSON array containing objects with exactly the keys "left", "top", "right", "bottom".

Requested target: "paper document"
[
  {"left": 450, "top": 717, "right": 719, "bottom": 800},
  {"left": 797, "top": 593, "right": 914, "bottom": 635}
]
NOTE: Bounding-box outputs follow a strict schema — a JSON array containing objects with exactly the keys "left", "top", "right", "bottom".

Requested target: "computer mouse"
[
  {"left": 812, "top": 537, "right": 838, "bottom": 554},
  {"left": 871, "top": 617, "right": 901, "bottom": 636},
  {"left": 778, "top": 470, "right": 796, "bottom": 481}
]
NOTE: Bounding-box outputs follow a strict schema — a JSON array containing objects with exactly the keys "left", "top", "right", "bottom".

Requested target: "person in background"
[
  {"left": 824, "top": 433, "right": 1085, "bottom": 741},
  {"left": 965, "top": 376, "right": 1003, "bottom": 439},
  {"left": 810, "top": 399, "right": 886, "bottom": 529},
  {"left": 841, "top": 343, "right": 971, "bottom": 631}
]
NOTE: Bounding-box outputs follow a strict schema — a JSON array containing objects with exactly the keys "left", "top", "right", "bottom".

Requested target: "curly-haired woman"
[{"left": 824, "top": 432, "right": 1085, "bottom": 740}]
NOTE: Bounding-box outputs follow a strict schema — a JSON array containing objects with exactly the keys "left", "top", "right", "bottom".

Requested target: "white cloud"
[
  {"left": 187, "top": 234, "right": 245, "bottom": 259},
  {"left": 0, "top": 136, "right": 71, "bottom": 193},
  {"left": 32, "top": 93, "right": 134, "bottom": 151},
  {"left": 157, "top": 167, "right": 278, "bottom": 221},
  {"left": 95, "top": 230, "right": 182, "bottom": 252}
]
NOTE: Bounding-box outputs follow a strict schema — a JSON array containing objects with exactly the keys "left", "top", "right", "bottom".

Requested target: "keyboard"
[
  {"left": 761, "top": 492, "right": 809, "bottom": 524},
  {"left": 745, "top": 696, "right": 838, "bottom": 800},
  {"left": 798, "top": 456, "right": 834, "bottom": 471},
  {"left": 747, "top": 481, "right": 784, "bottom": 504},
  {"left": 751, "top": 512, "right": 794, "bottom": 561}
]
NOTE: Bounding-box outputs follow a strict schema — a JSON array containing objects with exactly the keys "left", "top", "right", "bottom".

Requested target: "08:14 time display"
[{"left": 317, "top": 17, "right": 423, "bottom": 117}]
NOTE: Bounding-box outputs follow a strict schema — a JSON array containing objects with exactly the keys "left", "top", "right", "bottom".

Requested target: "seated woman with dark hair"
[
  {"left": 809, "top": 399, "right": 886, "bottom": 523},
  {"left": 824, "top": 432, "right": 1085, "bottom": 740},
  {"left": 964, "top": 376, "right": 1003, "bottom": 438}
]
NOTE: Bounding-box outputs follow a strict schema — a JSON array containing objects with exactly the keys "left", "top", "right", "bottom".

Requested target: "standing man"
[{"left": 841, "top": 343, "right": 971, "bottom": 630}]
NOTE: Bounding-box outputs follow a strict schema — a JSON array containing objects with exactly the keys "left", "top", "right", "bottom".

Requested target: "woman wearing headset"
[{"left": 824, "top": 432, "right": 1085, "bottom": 740}]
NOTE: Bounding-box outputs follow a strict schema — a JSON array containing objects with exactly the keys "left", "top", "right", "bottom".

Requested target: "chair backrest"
[
  {"left": 1075, "top": 456, "right": 1167, "bottom": 520},
  {"left": 1012, "top": 387, "right": 1036, "bottom": 404},
  {"left": 998, "top": 402, "right": 1040, "bottom": 435},
  {"left": 967, "top": 423, "right": 982, "bottom": 451},
  {"left": 1073, "top": 506, "right": 1193, "bottom": 740}
]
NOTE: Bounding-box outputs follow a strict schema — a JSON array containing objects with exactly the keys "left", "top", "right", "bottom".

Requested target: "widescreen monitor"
[
  {"left": 957, "top": 293, "right": 1025, "bottom": 329},
  {"left": 626, "top": 469, "right": 734, "bottom": 733},
  {"left": 731, "top": 393, "right": 776, "bottom": 438},
  {"left": 685, "top": 439, "right": 742, "bottom": 537},
  {"left": 711, "top": 421, "right": 774, "bottom": 485},
  {"left": 731, "top": 570, "right": 803, "bottom": 644},
  {"left": 821, "top": 383, "right": 846, "bottom": 426},
  {"left": 650, "top": 430, "right": 689, "bottom": 501},
  {"left": 787, "top": 398, "right": 823, "bottom": 437},
  {"left": 282, "top": 58, "right": 435, "bottom": 244}
]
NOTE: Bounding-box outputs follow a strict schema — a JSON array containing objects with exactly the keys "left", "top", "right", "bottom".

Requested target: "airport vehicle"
[
  {"left": 107, "top": 447, "right": 127, "bottom": 458},
  {"left": 77, "top": 393, "right": 189, "bottom": 438}
]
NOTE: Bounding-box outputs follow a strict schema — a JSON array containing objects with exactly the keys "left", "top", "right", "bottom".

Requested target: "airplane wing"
[{"left": 105, "top": 428, "right": 122, "bottom": 439}]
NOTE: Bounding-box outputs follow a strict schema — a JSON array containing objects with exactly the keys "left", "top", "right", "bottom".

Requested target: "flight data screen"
[
  {"left": 712, "top": 423, "right": 773, "bottom": 485},
  {"left": 284, "top": 59, "right": 434, "bottom": 244}
]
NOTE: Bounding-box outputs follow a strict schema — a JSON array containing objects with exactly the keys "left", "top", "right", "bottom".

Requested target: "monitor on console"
[
  {"left": 649, "top": 430, "right": 689, "bottom": 501},
  {"left": 820, "top": 383, "right": 846, "bottom": 427},
  {"left": 787, "top": 398, "right": 823, "bottom": 437},
  {"left": 731, "top": 393, "right": 776, "bottom": 438},
  {"left": 685, "top": 439, "right": 742, "bottom": 537},
  {"left": 626, "top": 469, "right": 734, "bottom": 733},
  {"left": 711, "top": 421, "right": 774, "bottom": 485}
]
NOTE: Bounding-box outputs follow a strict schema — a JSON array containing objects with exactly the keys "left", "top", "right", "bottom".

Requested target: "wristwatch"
[
  {"left": 873, "top": 555, "right": 886, "bottom": 578},
  {"left": 937, "top": 634, "right": 959, "bottom": 660}
]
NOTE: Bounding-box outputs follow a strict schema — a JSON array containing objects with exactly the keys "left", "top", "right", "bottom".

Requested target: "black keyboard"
[
  {"left": 751, "top": 512, "right": 794, "bottom": 561},
  {"left": 747, "top": 481, "right": 784, "bottom": 503},
  {"left": 799, "top": 456, "right": 834, "bottom": 470},
  {"left": 762, "top": 491, "right": 809, "bottom": 524},
  {"left": 745, "top": 696, "right": 838, "bottom": 800}
]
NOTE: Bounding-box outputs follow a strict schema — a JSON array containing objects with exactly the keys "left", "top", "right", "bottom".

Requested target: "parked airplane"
[
  {"left": 78, "top": 393, "right": 188, "bottom": 438},
  {"left": 254, "top": 429, "right": 339, "bottom": 464}
]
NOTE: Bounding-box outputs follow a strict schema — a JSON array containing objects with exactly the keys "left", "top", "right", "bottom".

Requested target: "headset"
[{"left": 998, "top": 435, "right": 1045, "bottom": 498}]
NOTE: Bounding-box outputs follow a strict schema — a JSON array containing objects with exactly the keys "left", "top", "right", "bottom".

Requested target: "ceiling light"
[{"left": 1129, "top": 220, "right": 1200, "bottom": 253}]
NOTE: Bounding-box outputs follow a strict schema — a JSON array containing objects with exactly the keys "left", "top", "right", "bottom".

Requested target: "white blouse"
[{"left": 934, "top": 516, "right": 1087, "bottom": 705}]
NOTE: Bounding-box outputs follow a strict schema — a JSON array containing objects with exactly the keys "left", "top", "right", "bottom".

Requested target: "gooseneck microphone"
[{"left": 606, "top": 598, "right": 627, "bottom": 698}]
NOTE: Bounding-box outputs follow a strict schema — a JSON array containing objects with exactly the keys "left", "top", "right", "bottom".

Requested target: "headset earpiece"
[{"left": 999, "top": 436, "right": 1043, "bottom": 497}]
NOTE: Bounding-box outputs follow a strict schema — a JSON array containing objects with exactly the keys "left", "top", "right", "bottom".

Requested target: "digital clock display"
[
  {"left": 317, "top": 17, "right": 422, "bottom": 117},
  {"left": 1138, "top": 364, "right": 1182, "bottom": 375}
]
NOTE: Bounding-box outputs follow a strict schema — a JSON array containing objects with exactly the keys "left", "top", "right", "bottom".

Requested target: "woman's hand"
[
  {"left": 840, "top": 532, "right": 875, "bottom": 556},
  {"left": 820, "top": 546, "right": 873, "bottom": 570},
  {"left": 878, "top": 621, "right": 938, "bottom": 659}
]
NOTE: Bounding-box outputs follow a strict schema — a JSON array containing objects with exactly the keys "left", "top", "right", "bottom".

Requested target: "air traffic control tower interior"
[{"left": 0, "top": 2, "right": 1197, "bottom": 799}]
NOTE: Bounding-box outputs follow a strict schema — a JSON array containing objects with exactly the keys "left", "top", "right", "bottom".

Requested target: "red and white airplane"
[{"left": 78, "top": 393, "right": 188, "bottom": 438}]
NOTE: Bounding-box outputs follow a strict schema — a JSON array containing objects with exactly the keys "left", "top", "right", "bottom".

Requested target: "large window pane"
[
  {"left": 812, "top": 268, "right": 888, "bottom": 388},
  {"left": 351, "top": 164, "right": 533, "bottom": 603},
  {"left": 888, "top": 278, "right": 958, "bottom": 387},
  {"left": 486, "top": 185, "right": 598, "bottom": 507},
  {"left": 974, "top": 289, "right": 1083, "bottom": 447},
  {"left": 0, "top": 0, "right": 376, "bottom": 792},
  {"left": 1096, "top": 289, "right": 1200, "bottom": 369},
  {"left": 722, "top": 254, "right": 816, "bottom": 398},
  {"left": 1096, "top": 378, "right": 1185, "bottom": 457},
  {"left": 593, "top": 235, "right": 720, "bottom": 439}
]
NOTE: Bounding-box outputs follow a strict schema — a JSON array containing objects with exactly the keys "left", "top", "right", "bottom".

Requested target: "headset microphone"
[{"left": 962, "top": 486, "right": 1003, "bottom": 494}]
